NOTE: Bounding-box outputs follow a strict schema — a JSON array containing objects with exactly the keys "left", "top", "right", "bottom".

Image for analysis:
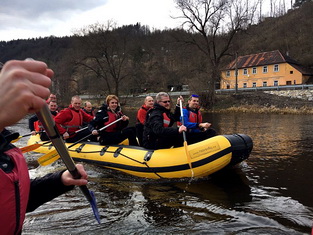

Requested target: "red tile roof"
[{"left": 224, "top": 50, "right": 299, "bottom": 70}]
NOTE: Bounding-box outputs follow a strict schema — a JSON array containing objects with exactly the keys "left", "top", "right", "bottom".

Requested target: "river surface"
[{"left": 7, "top": 112, "right": 313, "bottom": 234}]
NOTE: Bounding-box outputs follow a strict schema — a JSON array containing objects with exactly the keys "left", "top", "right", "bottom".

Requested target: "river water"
[{"left": 8, "top": 112, "right": 313, "bottom": 234}]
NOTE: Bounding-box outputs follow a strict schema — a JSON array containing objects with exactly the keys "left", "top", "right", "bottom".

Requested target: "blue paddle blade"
[{"left": 89, "top": 190, "right": 101, "bottom": 224}]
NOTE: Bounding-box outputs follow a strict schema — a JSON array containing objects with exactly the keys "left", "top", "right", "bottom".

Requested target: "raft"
[{"left": 27, "top": 134, "right": 253, "bottom": 179}]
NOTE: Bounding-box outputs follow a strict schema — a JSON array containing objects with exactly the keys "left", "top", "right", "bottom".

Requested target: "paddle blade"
[
  {"left": 20, "top": 143, "right": 42, "bottom": 153},
  {"left": 89, "top": 190, "right": 101, "bottom": 224},
  {"left": 12, "top": 136, "right": 22, "bottom": 143},
  {"left": 38, "top": 150, "right": 60, "bottom": 166}
]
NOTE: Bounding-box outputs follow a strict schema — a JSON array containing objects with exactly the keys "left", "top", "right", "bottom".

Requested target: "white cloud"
[{"left": 0, "top": 0, "right": 182, "bottom": 41}]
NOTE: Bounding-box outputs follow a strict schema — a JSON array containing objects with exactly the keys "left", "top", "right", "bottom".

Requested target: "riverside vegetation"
[{"left": 122, "top": 91, "right": 313, "bottom": 115}]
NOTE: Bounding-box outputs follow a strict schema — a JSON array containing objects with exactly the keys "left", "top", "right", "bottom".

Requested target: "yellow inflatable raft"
[{"left": 27, "top": 134, "right": 253, "bottom": 179}]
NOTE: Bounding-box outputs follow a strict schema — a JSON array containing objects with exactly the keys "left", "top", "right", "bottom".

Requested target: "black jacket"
[
  {"left": 142, "top": 103, "right": 181, "bottom": 149},
  {"left": 88, "top": 104, "right": 128, "bottom": 132}
]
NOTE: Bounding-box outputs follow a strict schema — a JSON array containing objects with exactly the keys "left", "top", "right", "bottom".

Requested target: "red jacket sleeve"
[
  {"left": 137, "top": 108, "right": 147, "bottom": 125},
  {"left": 80, "top": 110, "right": 93, "bottom": 123}
]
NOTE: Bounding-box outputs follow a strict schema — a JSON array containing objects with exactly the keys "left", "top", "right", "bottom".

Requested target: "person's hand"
[
  {"left": 92, "top": 130, "right": 99, "bottom": 135},
  {"left": 178, "top": 125, "right": 187, "bottom": 133},
  {"left": 0, "top": 60, "right": 52, "bottom": 131},
  {"left": 63, "top": 132, "right": 69, "bottom": 139},
  {"left": 61, "top": 164, "right": 88, "bottom": 186},
  {"left": 177, "top": 96, "right": 184, "bottom": 105},
  {"left": 31, "top": 131, "right": 37, "bottom": 135},
  {"left": 199, "top": 122, "right": 211, "bottom": 129},
  {"left": 122, "top": 115, "right": 129, "bottom": 121}
]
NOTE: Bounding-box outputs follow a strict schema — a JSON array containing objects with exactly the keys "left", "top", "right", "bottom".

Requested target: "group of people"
[
  {"left": 0, "top": 59, "right": 217, "bottom": 233},
  {"left": 29, "top": 91, "right": 216, "bottom": 150}
]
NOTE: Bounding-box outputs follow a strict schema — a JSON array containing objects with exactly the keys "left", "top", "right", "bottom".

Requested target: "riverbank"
[{"left": 122, "top": 91, "right": 313, "bottom": 114}]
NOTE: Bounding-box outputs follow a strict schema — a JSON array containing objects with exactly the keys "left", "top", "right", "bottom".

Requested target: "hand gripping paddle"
[{"left": 36, "top": 104, "right": 101, "bottom": 224}]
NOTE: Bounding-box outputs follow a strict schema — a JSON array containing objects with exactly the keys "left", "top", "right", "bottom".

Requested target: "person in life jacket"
[
  {"left": 178, "top": 94, "right": 216, "bottom": 143},
  {"left": 0, "top": 59, "right": 88, "bottom": 235},
  {"left": 143, "top": 92, "right": 187, "bottom": 150},
  {"left": 54, "top": 95, "right": 94, "bottom": 143},
  {"left": 89, "top": 94, "right": 138, "bottom": 146},
  {"left": 82, "top": 101, "right": 95, "bottom": 127},
  {"left": 135, "top": 96, "right": 154, "bottom": 146},
  {"left": 28, "top": 100, "right": 58, "bottom": 141}
]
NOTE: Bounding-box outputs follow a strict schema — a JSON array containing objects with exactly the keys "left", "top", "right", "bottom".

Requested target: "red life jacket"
[
  {"left": 188, "top": 109, "right": 202, "bottom": 123},
  {"left": 163, "top": 113, "right": 171, "bottom": 127},
  {"left": 61, "top": 109, "right": 83, "bottom": 133},
  {"left": 104, "top": 111, "right": 123, "bottom": 132},
  {"left": 177, "top": 108, "right": 202, "bottom": 126},
  {"left": 0, "top": 148, "right": 30, "bottom": 235},
  {"left": 34, "top": 112, "right": 57, "bottom": 132}
]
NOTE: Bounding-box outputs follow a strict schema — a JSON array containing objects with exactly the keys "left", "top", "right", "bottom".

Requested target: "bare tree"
[
  {"left": 74, "top": 22, "right": 134, "bottom": 96},
  {"left": 173, "top": 0, "right": 257, "bottom": 106}
]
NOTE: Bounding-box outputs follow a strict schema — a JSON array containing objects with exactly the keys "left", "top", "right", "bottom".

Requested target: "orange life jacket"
[{"left": 163, "top": 113, "right": 171, "bottom": 127}]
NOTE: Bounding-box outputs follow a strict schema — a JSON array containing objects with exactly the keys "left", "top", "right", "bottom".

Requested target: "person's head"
[
  {"left": 144, "top": 96, "right": 154, "bottom": 108},
  {"left": 156, "top": 92, "right": 171, "bottom": 110},
  {"left": 49, "top": 93, "right": 57, "bottom": 101},
  {"left": 106, "top": 95, "right": 119, "bottom": 110},
  {"left": 48, "top": 101, "right": 58, "bottom": 112},
  {"left": 71, "top": 95, "right": 82, "bottom": 111},
  {"left": 188, "top": 94, "right": 200, "bottom": 109},
  {"left": 84, "top": 101, "right": 93, "bottom": 112}
]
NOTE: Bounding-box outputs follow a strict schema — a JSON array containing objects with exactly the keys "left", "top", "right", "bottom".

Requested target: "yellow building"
[{"left": 220, "top": 50, "right": 313, "bottom": 89}]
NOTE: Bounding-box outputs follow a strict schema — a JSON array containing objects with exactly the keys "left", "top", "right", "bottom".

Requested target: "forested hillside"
[{"left": 1, "top": 1, "right": 312, "bottom": 106}]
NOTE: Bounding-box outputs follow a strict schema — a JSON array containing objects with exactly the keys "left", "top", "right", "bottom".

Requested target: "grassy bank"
[{"left": 122, "top": 91, "right": 313, "bottom": 114}]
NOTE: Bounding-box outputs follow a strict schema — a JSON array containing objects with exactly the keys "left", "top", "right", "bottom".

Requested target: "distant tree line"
[{"left": 0, "top": 1, "right": 312, "bottom": 108}]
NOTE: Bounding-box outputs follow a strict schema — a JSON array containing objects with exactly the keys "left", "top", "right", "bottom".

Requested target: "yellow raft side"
[{"left": 27, "top": 134, "right": 235, "bottom": 179}]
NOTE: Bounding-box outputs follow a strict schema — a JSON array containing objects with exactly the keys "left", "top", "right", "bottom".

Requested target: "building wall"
[{"left": 220, "top": 63, "right": 304, "bottom": 89}]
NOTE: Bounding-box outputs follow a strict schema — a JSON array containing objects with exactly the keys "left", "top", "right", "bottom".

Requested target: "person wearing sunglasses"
[{"left": 142, "top": 92, "right": 187, "bottom": 150}]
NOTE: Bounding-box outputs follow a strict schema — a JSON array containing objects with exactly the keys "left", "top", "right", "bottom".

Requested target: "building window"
[
  {"left": 243, "top": 83, "right": 247, "bottom": 88},
  {"left": 252, "top": 82, "right": 257, "bottom": 88},
  {"left": 290, "top": 71, "right": 293, "bottom": 74},
  {"left": 263, "top": 66, "right": 268, "bottom": 73},
  {"left": 226, "top": 71, "right": 230, "bottom": 77},
  {"left": 274, "top": 64, "right": 279, "bottom": 72},
  {"left": 243, "top": 68, "right": 248, "bottom": 75},
  {"left": 263, "top": 81, "right": 267, "bottom": 87},
  {"left": 274, "top": 80, "right": 279, "bottom": 86},
  {"left": 252, "top": 67, "right": 257, "bottom": 74},
  {"left": 294, "top": 80, "right": 296, "bottom": 84},
  {"left": 286, "top": 81, "right": 292, "bottom": 85},
  {"left": 226, "top": 84, "right": 230, "bottom": 89}
]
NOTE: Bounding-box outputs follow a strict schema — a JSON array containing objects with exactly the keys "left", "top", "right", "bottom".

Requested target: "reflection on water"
[{"left": 6, "top": 113, "right": 313, "bottom": 234}]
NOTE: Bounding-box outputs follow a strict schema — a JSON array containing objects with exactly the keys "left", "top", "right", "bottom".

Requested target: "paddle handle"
[{"left": 179, "top": 99, "right": 187, "bottom": 142}]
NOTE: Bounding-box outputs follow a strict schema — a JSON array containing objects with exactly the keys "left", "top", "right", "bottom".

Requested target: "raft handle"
[
  {"left": 114, "top": 147, "right": 123, "bottom": 158},
  {"left": 144, "top": 151, "right": 154, "bottom": 162},
  {"left": 75, "top": 143, "right": 86, "bottom": 153},
  {"left": 100, "top": 146, "right": 109, "bottom": 156}
]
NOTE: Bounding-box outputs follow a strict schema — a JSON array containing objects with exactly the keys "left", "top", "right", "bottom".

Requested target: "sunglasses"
[{"left": 160, "top": 100, "right": 171, "bottom": 104}]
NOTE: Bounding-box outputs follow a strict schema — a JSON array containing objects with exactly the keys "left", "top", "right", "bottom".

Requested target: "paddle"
[
  {"left": 21, "top": 127, "right": 88, "bottom": 153},
  {"left": 12, "top": 133, "right": 37, "bottom": 143},
  {"left": 36, "top": 104, "right": 101, "bottom": 224},
  {"left": 20, "top": 140, "right": 51, "bottom": 153},
  {"left": 67, "top": 117, "right": 123, "bottom": 149},
  {"left": 37, "top": 117, "right": 123, "bottom": 165},
  {"left": 179, "top": 99, "right": 194, "bottom": 177}
]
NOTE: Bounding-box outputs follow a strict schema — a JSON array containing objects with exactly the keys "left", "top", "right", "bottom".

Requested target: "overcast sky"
[
  {"left": 0, "top": 0, "right": 293, "bottom": 42},
  {"left": 0, "top": 0, "right": 182, "bottom": 41}
]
